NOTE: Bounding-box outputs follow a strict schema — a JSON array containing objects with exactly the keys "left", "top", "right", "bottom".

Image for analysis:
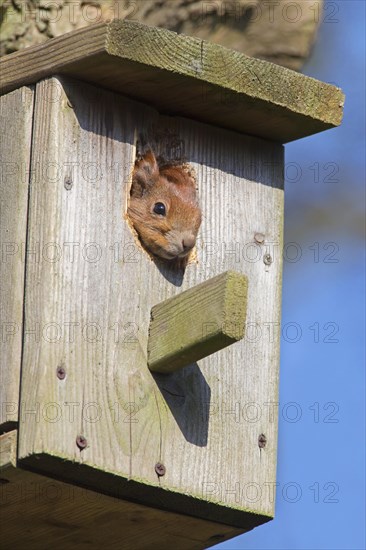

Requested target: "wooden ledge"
[
  {"left": 0, "top": 19, "right": 344, "bottom": 143},
  {"left": 148, "top": 271, "right": 248, "bottom": 374}
]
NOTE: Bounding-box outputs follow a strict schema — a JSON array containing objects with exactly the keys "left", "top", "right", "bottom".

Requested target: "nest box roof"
[{"left": 0, "top": 19, "right": 344, "bottom": 143}]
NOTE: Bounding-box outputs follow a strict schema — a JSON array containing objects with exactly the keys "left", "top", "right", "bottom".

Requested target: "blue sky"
[{"left": 216, "top": 1, "right": 365, "bottom": 549}]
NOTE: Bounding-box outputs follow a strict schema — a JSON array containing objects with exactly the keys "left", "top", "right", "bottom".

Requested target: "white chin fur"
[{"left": 155, "top": 246, "right": 187, "bottom": 260}]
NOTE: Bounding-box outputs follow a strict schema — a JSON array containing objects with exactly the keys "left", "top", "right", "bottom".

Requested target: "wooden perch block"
[{"left": 148, "top": 271, "right": 248, "bottom": 373}]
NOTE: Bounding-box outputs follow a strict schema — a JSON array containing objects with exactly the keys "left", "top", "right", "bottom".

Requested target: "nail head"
[
  {"left": 254, "top": 232, "right": 265, "bottom": 244},
  {"left": 155, "top": 462, "right": 166, "bottom": 476},
  {"left": 76, "top": 435, "right": 87, "bottom": 450},
  {"left": 263, "top": 253, "right": 272, "bottom": 265},
  {"left": 258, "top": 434, "right": 267, "bottom": 448},
  {"left": 56, "top": 365, "right": 66, "bottom": 380},
  {"left": 64, "top": 177, "right": 73, "bottom": 190}
]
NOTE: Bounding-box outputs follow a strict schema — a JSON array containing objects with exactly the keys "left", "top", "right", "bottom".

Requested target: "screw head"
[
  {"left": 76, "top": 435, "right": 87, "bottom": 450},
  {"left": 155, "top": 462, "right": 166, "bottom": 477},
  {"left": 263, "top": 253, "right": 272, "bottom": 266},
  {"left": 56, "top": 365, "right": 66, "bottom": 380},
  {"left": 258, "top": 433, "right": 267, "bottom": 449},
  {"left": 254, "top": 232, "right": 265, "bottom": 244},
  {"left": 64, "top": 176, "right": 73, "bottom": 190}
]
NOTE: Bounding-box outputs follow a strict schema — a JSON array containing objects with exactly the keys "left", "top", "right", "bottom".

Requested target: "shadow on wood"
[{"left": 153, "top": 364, "right": 211, "bottom": 446}]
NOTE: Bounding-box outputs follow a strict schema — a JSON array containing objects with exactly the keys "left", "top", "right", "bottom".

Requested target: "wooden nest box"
[{"left": 0, "top": 20, "right": 344, "bottom": 549}]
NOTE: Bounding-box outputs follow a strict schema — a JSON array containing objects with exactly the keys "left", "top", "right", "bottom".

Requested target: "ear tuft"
[
  {"left": 130, "top": 150, "right": 159, "bottom": 197},
  {"left": 159, "top": 164, "right": 196, "bottom": 189}
]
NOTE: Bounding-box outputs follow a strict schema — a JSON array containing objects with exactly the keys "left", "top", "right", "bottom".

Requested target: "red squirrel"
[{"left": 127, "top": 150, "right": 202, "bottom": 265}]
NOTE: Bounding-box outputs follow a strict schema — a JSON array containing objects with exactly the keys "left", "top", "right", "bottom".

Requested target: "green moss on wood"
[
  {"left": 148, "top": 271, "right": 248, "bottom": 373},
  {"left": 0, "top": 20, "right": 344, "bottom": 143}
]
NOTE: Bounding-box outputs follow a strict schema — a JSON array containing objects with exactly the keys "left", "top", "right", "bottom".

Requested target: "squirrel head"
[{"left": 127, "top": 151, "right": 202, "bottom": 263}]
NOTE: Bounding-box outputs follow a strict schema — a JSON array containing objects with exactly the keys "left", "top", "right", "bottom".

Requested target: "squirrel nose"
[{"left": 182, "top": 234, "right": 196, "bottom": 251}]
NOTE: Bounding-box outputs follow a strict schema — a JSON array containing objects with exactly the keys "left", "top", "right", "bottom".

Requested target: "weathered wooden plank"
[
  {"left": 148, "top": 271, "right": 248, "bottom": 373},
  {"left": 0, "top": 434, "right": 241, "bottom": 550},
  {"left": 19, "top": 76, "right": 283, "bottom": 530},
  {"left": 0, "top": 20, "right": 344, "bottom": 143},
  {"left": 0, "top": 23, "right": 108, "bottom": 95},
  {"left": 0, "top": 86, "right": 34, "bottom": 429},
  {"left": 0, "top": 430, "right": 17, "bottom": 467}
]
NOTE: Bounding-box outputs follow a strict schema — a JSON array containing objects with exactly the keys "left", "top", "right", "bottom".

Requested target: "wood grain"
[
  {"left": 0, "top": 86, "right": 34, "bottom": 429},
  {"left": 0, "top": 20, "right": 344, "bottom": 143},
  {"left": 18, "top": 76, "right": 283, "bottom": 530},
  {"left": 0, "top": 430, "right": 17, "bottom": 467},
  {"left": 0, "top": 431, "right": 242, "bottom": 550},
  {"left": 148, "top": 271, "right": 248, "bottom": 373}
]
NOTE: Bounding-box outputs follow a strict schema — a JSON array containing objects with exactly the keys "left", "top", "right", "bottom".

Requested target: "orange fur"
[{"left": 127, "top": 151, "right": 202, "bottom": 264}]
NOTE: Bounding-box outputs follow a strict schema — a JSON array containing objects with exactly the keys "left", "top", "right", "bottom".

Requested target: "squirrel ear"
[
  {"left": 130, "top": 150, "right": 159, "bottom": 197},
  {"left": 159, "top": 165, "right": 196, "bottom": 190}
]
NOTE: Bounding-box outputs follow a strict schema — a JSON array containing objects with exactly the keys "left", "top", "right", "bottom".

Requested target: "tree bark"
[{"left": 0, "top": 0, "right": 323, "bottom": 70}]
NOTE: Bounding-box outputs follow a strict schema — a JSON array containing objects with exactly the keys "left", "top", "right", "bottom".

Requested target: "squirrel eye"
[{"left": 153, "top": 202, "right": 166, "bottom": 216}]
